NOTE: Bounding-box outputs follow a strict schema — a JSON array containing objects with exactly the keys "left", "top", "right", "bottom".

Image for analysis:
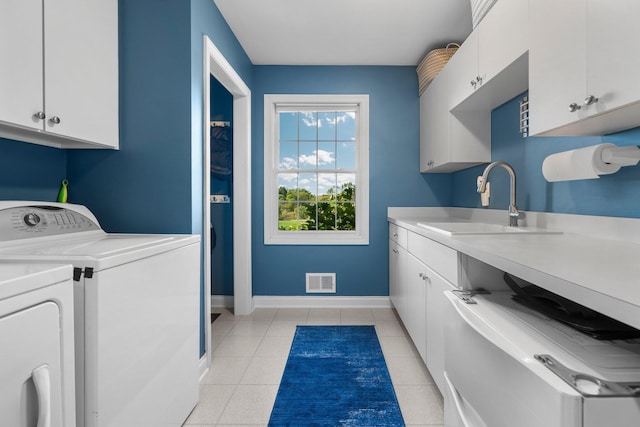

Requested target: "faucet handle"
[
  {"left": 477, "top": 176, "right": 490, "bottom": 207},
  {"left": 476, "top": 176, "right": 485, "bottom": 192}
]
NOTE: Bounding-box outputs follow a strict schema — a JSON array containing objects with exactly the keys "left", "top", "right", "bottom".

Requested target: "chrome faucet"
[{"left": 477, "top": 161, "right": 521, "bottom": 227}]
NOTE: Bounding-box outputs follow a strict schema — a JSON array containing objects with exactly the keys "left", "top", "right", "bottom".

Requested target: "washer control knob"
[{"left": 23, "top": 213, "right": 41, "bottom": 227}]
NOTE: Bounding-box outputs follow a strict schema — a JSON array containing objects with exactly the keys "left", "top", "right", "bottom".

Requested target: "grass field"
[{"left": 278, "top": 220, "right": 308, "bottom": 230}]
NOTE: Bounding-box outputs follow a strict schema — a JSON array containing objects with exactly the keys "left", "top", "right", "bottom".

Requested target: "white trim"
[
  {"left": 198, "top": 356, "right": 209, "bottom": 383},
  {"left": 202, "top": 36, "right": 254, "bottom": 377},
  {"left": 253, "top": 295, "right": 392, "bottom": 308},
  {"left": 264, "top": 94, "right": 370, "bottom": 245}
]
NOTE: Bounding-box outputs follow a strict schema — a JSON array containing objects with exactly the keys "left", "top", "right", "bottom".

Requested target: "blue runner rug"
[{"left": 268, "top": 325, "right": 405, "bottom": 426}]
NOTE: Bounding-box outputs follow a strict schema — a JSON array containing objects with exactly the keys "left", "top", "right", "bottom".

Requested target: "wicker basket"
[{"left": 417, "top": 43, "right": 460, "bottom": 95}]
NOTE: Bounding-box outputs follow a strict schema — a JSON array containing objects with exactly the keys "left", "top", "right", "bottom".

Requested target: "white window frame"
[{"left": 264, "top": 94, "right": 369, "bottom": 245}]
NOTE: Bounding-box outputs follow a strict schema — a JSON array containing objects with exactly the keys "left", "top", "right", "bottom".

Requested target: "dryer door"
[
  {"left": 0, "top": 302, "right": 65, "bottom": 427},
  {"left": 444, "top": 292, "right": 583, "bottom": 427}
]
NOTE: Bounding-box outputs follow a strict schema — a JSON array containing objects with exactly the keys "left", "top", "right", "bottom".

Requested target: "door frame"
[{"left": 202, "top": 35, "right": 253, "bottom": 369}]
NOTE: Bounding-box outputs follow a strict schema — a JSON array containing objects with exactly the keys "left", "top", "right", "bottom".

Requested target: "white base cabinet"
[
  {"left": 425, "top": 267, "right": 456, "bottom": 394},
  {"left": 404, "top": 252, "right": 427, "bottom": 361},
  {"left": 389, "top": 223, "right": 459, "bottom": 395},
  {"left": 0, "top": 0, "right": 119, "bottom": 149}
]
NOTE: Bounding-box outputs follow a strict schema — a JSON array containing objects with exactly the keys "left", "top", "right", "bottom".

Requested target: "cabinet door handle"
[
  {"left": 32, "top": 364, "right": 51, "bottom": 427},
  {"left": 470, "top": 80, "right": 477, "bottom": 89},
  {"left": 49, "top": 116, "right": 61, "bottom": 125},
  {"left": 568, "top": 103, "right": 581, "bottom": 112},
  {"left": 33, "top": 111, "right": 46, "bottom": 120},
  {"left": 392, "top": 248, "right": 399, "bottom": 254},
  {"left": 392, "top": 232, "right": 398, "bottom": 237},
  {"left": 475, "top": 76, "right": 483, "bottom": 85},
  {"left": 584, "top": 95, "right": 599, "bottom": 106}
]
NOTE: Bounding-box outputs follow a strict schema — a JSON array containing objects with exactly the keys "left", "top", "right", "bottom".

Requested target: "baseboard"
[
  {"left": 211, "top": 295, "right": 234, "bottom": 308},
  {"left": 211, "top": 295, "right": 392, "bottom": 311},
  {"left": 198, "top": 355, "right": 209, "bottom": 382},
  {"left": 253, "top": 295, "right": 392, "bottom": 308}
]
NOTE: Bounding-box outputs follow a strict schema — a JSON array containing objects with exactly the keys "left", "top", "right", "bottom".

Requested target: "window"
[{"left": 264, "top": 94, "right": 369, "bottom": 245}]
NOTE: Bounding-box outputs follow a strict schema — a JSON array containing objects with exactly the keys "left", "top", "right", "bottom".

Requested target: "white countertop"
[{"left": 388, "top": 207, "right": 640, "bottom": 331}]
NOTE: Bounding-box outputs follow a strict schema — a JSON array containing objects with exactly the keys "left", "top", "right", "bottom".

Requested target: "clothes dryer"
[
  {"left": 0, "top": 263, "right": 75, "bottom": 427},
  {"left": 444, "top": 290, "right": 640, "bottom": 427}
]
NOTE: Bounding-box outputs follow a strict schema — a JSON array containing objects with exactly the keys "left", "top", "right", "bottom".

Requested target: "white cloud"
[
  {"left": 299, "top": 149, "right": 335, "bottom": 167},
  {"left": 300, "top": 112, "right": 318, "bottom": 128},
  {"left": 337, "top": 112, "right": 356, "bottom": 123},
  {"left": 279, "top": 156, "right": 297, "bottom": 169},
  {"left": 278, "top": 173, "right": 297, "bottom": 185},
  {"left": 337, "top": 173, "right": 355, "bottom": 187},
  {"left": 316, "top": 150, "right": 334, "bottom": 164}
]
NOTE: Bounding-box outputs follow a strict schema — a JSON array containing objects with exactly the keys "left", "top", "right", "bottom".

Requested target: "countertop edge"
[{"left": 388, "top": 213, "right": 640, "bottom": 331}]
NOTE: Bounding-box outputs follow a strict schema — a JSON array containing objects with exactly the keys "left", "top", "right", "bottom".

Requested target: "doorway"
[
  {"left": 202, "top": 36, "right": 252, "bottom": 373},
  {"left": 209, "top": 76, "right": 234, "bottom": 303}
]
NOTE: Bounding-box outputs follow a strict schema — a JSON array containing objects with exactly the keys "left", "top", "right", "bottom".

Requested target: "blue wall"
[
  {"left": 251, "top": 66, "right": 452, "bottom": 296},
  {"left": 0, "top": 138, "right": 67, "bottom": 201},
  {"left": 452, "top": 92, "right": 640, "bottom": 219},
  {"left": 67, "top": 0, "right": 193, "bottom": 233}
]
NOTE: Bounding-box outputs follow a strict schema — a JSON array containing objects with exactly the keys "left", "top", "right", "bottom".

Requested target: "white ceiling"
[{"left": 213, "top": 0, "right": 473, "bottom": 66}]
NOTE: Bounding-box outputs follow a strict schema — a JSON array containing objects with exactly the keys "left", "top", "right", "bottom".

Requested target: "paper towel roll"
[{"left": 542, "top": 143, "right": 621, "bottom": 182}]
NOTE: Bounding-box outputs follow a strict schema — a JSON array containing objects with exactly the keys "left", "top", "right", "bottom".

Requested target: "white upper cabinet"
[
  {"left": 0, "top": 0, "right": 118, "bottom": 149},
  {"left": 420, "top": 73, "right": 453, "bottom": 172},
  {"left": 476, "top": 0, "right": 528, "bottom": 93},
  {"left": 448, "top": 0, "right": 529, "bottom": 109},
  {"left": 419, "top": 0, "right": 527, "bottom": 173},
  {"left": 0, "top": 0, "right": 43, "bottom": 132},
  {"left": 530, "top": 0, "right": 640, "bottom": 136},
  {"left": 446, "top": 31, "right": 479, "bottom": 109}
]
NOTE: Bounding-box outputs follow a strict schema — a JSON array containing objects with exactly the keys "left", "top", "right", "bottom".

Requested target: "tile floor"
[{"left": 183, "top": 307, "right": 444, "bottom": 426}]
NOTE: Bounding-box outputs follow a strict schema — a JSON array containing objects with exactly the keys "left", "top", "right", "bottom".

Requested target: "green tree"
[{"left": 294, "top": 182, "right": 356, "bottom": 231}]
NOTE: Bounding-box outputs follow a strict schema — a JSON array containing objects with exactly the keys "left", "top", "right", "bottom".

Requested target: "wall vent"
[{"left": 306, "top": 273, "right": 336, "bottom": 293}]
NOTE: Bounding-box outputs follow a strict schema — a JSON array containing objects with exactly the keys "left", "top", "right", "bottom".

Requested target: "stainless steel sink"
[{"left": 416, "top": 222, "right": 562, "bottom": 236}]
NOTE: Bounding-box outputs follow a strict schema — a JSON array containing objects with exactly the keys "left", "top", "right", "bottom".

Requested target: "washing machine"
[
  {"left": 0, "top": 201, "right": 201, "bottom": 427},
  {"left": 0, "top": 262, "right": 76, "bottom": 427}
]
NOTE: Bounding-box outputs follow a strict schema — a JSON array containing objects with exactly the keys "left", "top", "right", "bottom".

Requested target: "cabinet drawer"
[
  {"left": 407, "top": 232, "right": 458, "bottom": 284},
  {"left": 389, "top": 223, "right": 408, "bottom": 248}
]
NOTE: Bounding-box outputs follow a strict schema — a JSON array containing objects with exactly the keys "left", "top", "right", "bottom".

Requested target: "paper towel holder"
[
  {"left": 600, "top": 145, "right": 640, "bottom": 167},
  {"left": 542, "top": 144, "right": 640, "bottom": 183}
]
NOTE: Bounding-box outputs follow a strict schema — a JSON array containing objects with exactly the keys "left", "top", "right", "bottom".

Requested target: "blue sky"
[{"left": 278, "top": 111, "right": 356, "bottom": 197}]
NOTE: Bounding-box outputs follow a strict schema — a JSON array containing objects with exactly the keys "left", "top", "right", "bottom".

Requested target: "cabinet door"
[
  {"left": 420, "top": 75, "right": 451, "bottom": 172},
  {"left": 0, "top": 0, "right": 44, "bottom": 131},
  {"left": 445, "top": 31, "right": 479, "bottom": 108},
  {"left": 405, "top": 252, "right": 427, "bottom": 361},
  {"left": 529, "top": 0, "right": 587, "bottom": 135},
  {"left": 587, "top": 0, "right": 640, "bottom": 116},
  {"left": 477, "top": 0, "right": 528, "bottom": 85},
  {"left": 44, "top": 0, "right": 119, "bottom": 148},
  {"left": 389, "top": 240, "right": 401, "bottom": 311},
  {"left": 0, "top": 302, "right": 65, "bottom": 427},
  {"left": 395, "top": 245, "right": 410, "bottom": 324},
  {"left": 425, "top": 269, "right": 456, "bottom": 395}
]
